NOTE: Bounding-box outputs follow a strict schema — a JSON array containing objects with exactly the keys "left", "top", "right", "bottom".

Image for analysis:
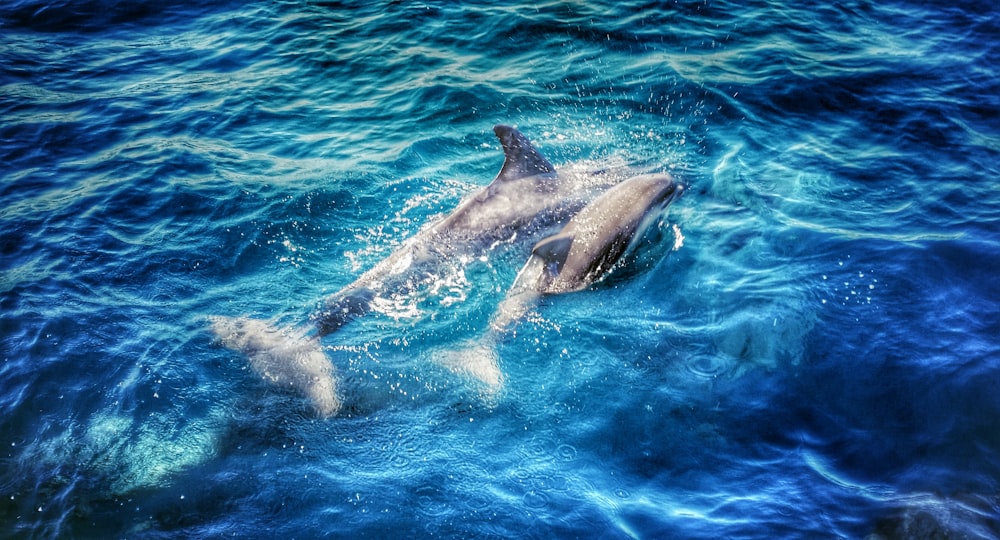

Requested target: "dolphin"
[
  {"left": 492, "top": 173, "right": 683, "bottom": 332},
  {"left": 211, "top": 125, "right": 625, "bottom": 412},
  {"left": 312, "top": 124, "right": 621, "bottom": 336}
]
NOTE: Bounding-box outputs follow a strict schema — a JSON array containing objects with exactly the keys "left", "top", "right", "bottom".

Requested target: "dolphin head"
[
  {"left": 626, "top": 173, "right": 683, "bottom": 253},
  {"left": 632, "top": 173, "right": 683, "bottom": 214}
]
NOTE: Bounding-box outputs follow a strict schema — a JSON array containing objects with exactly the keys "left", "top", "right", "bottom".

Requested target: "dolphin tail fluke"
[{"left": 209, "top": 316, "right": 342, "bottom": 417}]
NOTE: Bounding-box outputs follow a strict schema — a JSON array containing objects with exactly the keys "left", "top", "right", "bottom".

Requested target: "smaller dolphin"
[
  {"left": 210, "top": 316, "right": 342, "bottom": 417},
  {"left": 492, "top": 173, "right": 683, "bottom": 331}
]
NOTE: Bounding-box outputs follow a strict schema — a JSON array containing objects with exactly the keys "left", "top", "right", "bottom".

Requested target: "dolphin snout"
[{"left": 641, "top": 173, "right": 682, "bottom": 208}]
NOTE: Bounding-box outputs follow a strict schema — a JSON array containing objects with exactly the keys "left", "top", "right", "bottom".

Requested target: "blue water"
[{"left": 2, "top": 0, "right": 999, "bottom": 537}]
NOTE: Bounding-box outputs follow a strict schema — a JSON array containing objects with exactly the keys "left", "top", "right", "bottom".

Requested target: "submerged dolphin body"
[
  {"left": 210, "top": 316, "right": 341, "bottom": 417},
  {"left": 492, "top": 173, "right": 683, "bottom": 332},
  {"left": 212, "top": 125, "right": 626, "bottom": 413},
  {"left": 313, "top": 125, "right": 620, "bottom": 336}
]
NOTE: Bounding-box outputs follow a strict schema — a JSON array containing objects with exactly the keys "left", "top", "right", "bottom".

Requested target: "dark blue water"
[{"left": 2, "top": 1, "right": 999, "bottom": 538}]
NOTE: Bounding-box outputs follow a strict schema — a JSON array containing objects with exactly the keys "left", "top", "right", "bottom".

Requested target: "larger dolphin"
[
  {"left": 492, "top": 173, "right": 683, "bottom": 332},
  {"left": 211, "top": 125, "right": 625, "bottom": 414},
  {"left": 312, "top": 124, "right": 622, "bottom": 336}
]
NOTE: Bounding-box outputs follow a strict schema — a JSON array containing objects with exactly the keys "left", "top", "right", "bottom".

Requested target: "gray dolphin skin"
[
  {"left": 312, "top": 124, "right": 620, "bottom": 336},
  {"left": 493, "top": 173, "right": 682, "bottom": 332}
]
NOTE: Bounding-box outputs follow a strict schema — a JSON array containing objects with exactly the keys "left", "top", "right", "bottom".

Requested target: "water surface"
[{"left": 2, "top": 1, "right": 999, "bottom": 538}]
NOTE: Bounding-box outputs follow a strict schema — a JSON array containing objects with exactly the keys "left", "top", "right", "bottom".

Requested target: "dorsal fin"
[
  {"left": 492, "top": 124, "right": 556, "bottom": 183},
  {"left": 532, "top": 233, "right": 573, "bottom": 274}
]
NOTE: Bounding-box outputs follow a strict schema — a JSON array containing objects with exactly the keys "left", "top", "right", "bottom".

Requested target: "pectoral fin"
[{"left": 531, "top": 233, "right": 573, "bottom": 274}]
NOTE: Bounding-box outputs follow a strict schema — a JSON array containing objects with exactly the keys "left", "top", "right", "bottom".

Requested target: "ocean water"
[{"left": 2, "top": 0, "right": 999, "bottom": 537}]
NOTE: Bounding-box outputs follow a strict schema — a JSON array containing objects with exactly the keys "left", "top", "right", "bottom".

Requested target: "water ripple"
[{"left": 1, "top": 0, "right": 998, "bottom": 538}]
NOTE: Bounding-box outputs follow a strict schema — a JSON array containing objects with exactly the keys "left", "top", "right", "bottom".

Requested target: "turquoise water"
[{"left": 2, "top": 1, "right": 999, "bottom": 537}]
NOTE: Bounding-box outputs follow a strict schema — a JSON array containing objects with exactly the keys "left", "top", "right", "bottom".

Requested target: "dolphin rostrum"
[{"left": 492, "top": 173, "right": 683, "bottom": 332}]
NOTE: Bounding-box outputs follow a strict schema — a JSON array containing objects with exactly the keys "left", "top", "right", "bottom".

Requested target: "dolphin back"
[{"left": 315, "top": 287, "right": 376, "bottom": 337}]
